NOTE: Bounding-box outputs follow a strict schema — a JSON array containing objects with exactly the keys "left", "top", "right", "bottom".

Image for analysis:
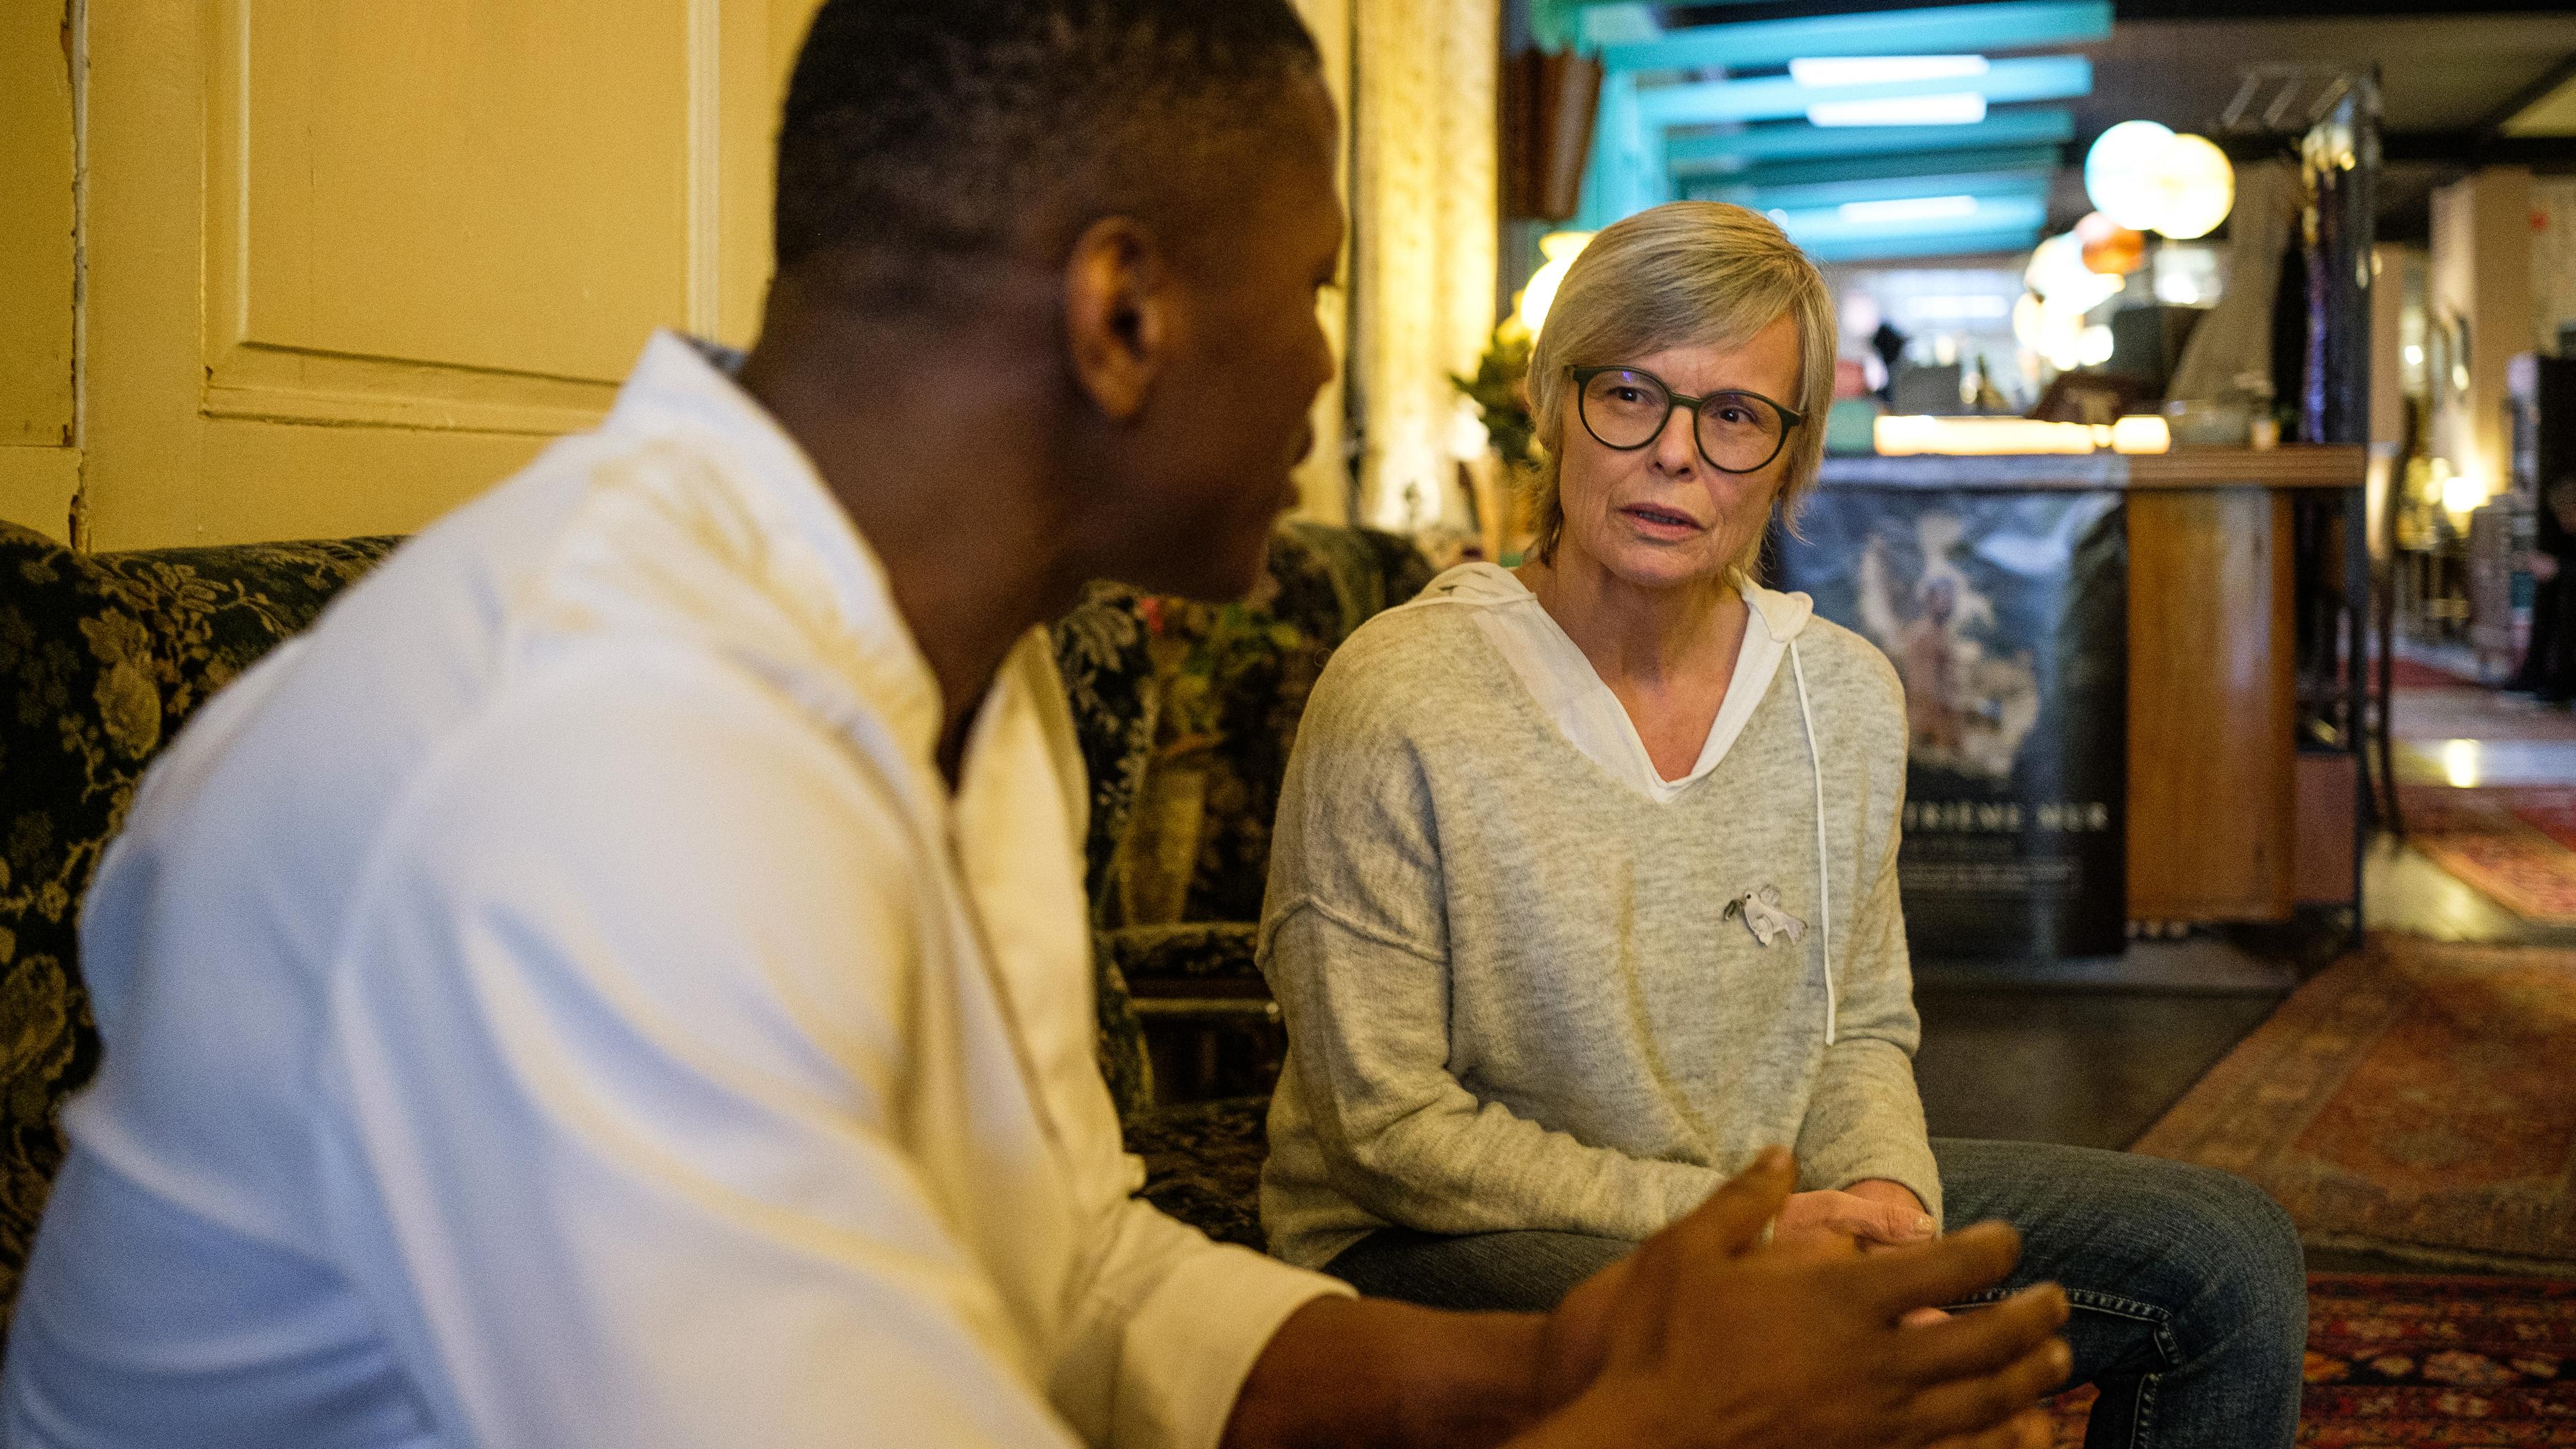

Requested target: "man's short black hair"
[{"left": 775, "top": 0, "right": 1323, "bottom": 311}]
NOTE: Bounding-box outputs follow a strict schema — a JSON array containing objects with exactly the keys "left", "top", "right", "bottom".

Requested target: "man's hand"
[{"left": 1519, "top": 1147, "right": 2070, "bottom": 1449}]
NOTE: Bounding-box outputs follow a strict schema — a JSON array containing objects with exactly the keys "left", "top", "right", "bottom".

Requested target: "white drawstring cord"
[{"left": 1788, "top": 641, "right": 1835, "bottom": 1046}]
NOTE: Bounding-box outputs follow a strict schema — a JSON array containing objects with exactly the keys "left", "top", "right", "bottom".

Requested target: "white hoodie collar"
[
  {"left": 1411, "top": 561, "right": 1812, "bottom": 802},
  {"left": 1415, "top": 561, "right": 1813, "bottom": 641}
]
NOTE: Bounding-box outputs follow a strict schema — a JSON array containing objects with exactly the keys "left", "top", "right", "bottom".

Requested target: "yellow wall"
[
  {"left": 1289, "top": 0, "right": 1356, "bottom": 523},
  {"left": 3, "top": 0, "right": 1412, "bottom": 549},
  {"left": 1349, "top": 0, "right": 1498, "bottom": 533},
  {"left": 0, "top": 0, "right": 80, "bottom": 538},
  {"left": 2428, "top": 167, "right": 2534, "bottom": 506}
]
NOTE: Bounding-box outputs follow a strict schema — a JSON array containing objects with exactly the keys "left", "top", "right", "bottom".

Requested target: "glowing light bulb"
[
  {"left": 2441, "top": 738, "right": 2479, "bottom": 789},
  {"left": 2149, "top": 134, "right": 2233, "bottom": 240},
  {"left": 2441, "top": 468, "right": 2485, "bottom": 519},
  {"left": 1513, "top": 230, "right": 1593, "bottom": 337},
  {"left": 1839, "top": 195, "right": 1980, "bottom": 225},
  {"left": 2084, "top": 121, "right": 2177, "bottom": 231},
  {"left": 2111, "top": 415, "right": 2171, "bottom": 453}
]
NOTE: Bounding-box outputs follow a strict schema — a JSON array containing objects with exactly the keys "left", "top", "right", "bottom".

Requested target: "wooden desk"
[
  {"left": 1815, "top": 445, "right": 2367, "bottom": 924},
  {"left": 2125, "top": 447, "right": 2361, "bottom": 922}
]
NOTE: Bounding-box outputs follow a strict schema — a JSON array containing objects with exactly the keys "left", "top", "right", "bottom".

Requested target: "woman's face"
[{"left": 1552, "top": 311, "right": 1802, "bottom": 591}]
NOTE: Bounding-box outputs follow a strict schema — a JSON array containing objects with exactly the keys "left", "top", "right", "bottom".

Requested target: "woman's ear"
[{"left": 1063, "top": 217, "right": 1171, "bottom": 424}]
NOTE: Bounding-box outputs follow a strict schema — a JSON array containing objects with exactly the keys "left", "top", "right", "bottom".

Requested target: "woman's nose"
[{"left": 1651, "top": 403, "right": 1699, "bottom": 472}]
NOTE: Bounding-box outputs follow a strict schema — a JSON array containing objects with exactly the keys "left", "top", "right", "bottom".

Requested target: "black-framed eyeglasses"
[{"left": 1568, "top": 365, "right": 1805, "bottom": 475}]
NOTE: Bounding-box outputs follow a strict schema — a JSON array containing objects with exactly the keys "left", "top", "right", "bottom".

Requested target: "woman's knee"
[
  {"left": 2131, "top": 1159, "right": 2307, "bottom": 1362},
  {"left": 1938, "top": 1141, "right": 2306, "bottom": 1379}
]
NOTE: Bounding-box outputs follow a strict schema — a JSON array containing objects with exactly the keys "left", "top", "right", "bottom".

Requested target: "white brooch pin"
[{"left": 1723, "top": 885, "right": 1807, "bottom": 947}]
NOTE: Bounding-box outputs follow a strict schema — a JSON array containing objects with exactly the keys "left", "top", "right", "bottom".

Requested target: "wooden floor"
[
  {"left": 1913, "top": 977, "right": 2282, "bottom": 1151},
  {"left": 1911, "top": 668, "right": 2576, "bottom": 1277},
  {"left": 2377, "top": 663, "right": 2576, "bottom": 947}
]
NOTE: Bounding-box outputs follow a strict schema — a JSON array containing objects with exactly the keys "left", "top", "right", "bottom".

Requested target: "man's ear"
[{"left": 1063, "top": 217, "right": 1171, "bottom": 424}]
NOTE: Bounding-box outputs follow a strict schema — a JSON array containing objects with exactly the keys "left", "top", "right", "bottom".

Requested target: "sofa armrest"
[
  {"left": 1108, "top": 922, "right": 1282, "bottom": 1106},
  {"left": 1097, "top": 920, "right": 1264, "bottom": 986}
]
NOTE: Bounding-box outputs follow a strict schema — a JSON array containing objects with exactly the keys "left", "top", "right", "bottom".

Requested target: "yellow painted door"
[
  {"left": 9, "top": 0, "right": 1371, "bottom": 547},
  {"left": 62, "top": 0, "right": 783, "bottom": 549},
  {"left": 0, "top": 1, "right": 80, "bottom": 537}
]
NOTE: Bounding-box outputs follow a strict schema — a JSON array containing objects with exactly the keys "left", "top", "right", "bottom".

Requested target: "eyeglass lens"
[{"left": 1578, "top": 368, "right": 1786, "bottom": 472}]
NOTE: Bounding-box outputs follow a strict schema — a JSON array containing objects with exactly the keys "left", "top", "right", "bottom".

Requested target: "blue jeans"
[{"left": 1319, "top": 1139, "right": 2307, "bottom": 1449}]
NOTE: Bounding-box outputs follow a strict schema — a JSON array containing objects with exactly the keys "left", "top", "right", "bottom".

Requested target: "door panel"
[
  {"left": 226, "top": 0, "right": 692, "bottom": 388},
  {"left": 83, "top": 0, "right": 775, "bottom": 547}
]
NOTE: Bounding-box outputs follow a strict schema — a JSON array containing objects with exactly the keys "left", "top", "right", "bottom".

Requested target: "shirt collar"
[{"left": 544, "top": 330, "right": 949, "bottom": 776}]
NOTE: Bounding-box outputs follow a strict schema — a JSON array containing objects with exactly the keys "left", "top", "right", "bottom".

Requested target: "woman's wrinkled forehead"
[{"left": 1613, "top": 311, "right": 1805, "bottom": 387}]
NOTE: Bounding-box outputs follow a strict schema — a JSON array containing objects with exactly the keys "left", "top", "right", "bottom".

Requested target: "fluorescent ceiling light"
[
  {"left": 1838, "top": 194, "right": 1982, "bottom": 224},
  {"left": 1643, "top": 56, "right": 2086, "bottom": 129},
  {"left": 1788, "top": 55, "right": 1990, "bottom": 88},
  {"left": 1807, "top": 93, "right": 1988, "bottom": 127}
]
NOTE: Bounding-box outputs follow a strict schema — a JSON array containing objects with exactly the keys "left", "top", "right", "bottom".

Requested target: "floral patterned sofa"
[
  {"left": 0, "top": 525, "right": 402, "bottom": 1338},
  {"left": 1066, "top": 523, "right": 1434, "bottom": 1248},
  {"left": 0, "top": 516, "right": 1429, "bottom": 1337}
]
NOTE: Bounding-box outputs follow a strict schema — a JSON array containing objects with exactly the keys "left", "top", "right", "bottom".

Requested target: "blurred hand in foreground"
[{"left": 1521, "top": 1146, "right": 2070, "bottom": 1449}]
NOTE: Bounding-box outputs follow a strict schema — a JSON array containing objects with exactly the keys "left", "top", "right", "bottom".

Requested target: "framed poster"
[{"left": 1776, "top": 487, "right": 2128, "bottom": 961}]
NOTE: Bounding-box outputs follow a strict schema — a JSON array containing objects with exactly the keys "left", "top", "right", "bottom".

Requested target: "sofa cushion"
[{"left": 0, "top": 523, "right": 400, "bottom": 1330}]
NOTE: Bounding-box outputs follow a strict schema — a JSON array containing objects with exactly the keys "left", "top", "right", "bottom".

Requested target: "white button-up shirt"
[{"left": 3, "top": 333, "right": 1343, "bottom": 1449}]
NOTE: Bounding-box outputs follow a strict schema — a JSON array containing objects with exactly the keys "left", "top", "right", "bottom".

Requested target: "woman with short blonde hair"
[
  {"left": 1258, "top": 201, "right": 2306, "bottom": 1448},
  {"left": 1520, "top": 201, "right": 1836, "bottom": 570}
]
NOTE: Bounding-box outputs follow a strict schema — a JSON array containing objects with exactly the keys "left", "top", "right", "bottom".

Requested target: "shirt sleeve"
[
  {"left": 317, "top": 645, "right": 1329, "bottom": 1449},
  {"left": 1055, "top": 1195, "right": 1352, "bottom": 1449},
  {"left": 1790, "top": 740, "right": 1943, "bottom": 1228}
]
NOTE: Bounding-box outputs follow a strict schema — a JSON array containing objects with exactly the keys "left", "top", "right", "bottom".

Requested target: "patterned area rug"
[
  {"left": 2047, "top": 1275, "right": 2576, "bottom": 1445},
  {"left": 2391, "top": 695, "right": 2576, "bottom": 746},
  {"left": 2390, "top": 657, "right": 2488, "bottom": 690},
  {"left": 2396, "top": 788, "right": 2576, "bottom": 925},
  {"left": 2402, "top": 786, "right": 2576, "bottom": 857},
  {"left": 2496, "top": 791, "right": 2576, "bottom": 857},
  {"left": 2133, "top": 938, "right": 2576, "bottom": 1271}
]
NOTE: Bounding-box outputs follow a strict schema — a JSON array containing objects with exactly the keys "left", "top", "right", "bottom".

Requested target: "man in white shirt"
[{"left": 0, "top": 3, "right": 2072, "bottom": 1446}]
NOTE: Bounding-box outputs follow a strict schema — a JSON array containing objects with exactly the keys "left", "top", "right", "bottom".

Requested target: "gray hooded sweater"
[{"left": 1256, "top": 578, "right": 1939, "bottom": 1272}]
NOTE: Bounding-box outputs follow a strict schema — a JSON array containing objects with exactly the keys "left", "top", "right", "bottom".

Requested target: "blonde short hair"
[{"left": 1525, "top": 201, "right": 1836, "bottom": 569}]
